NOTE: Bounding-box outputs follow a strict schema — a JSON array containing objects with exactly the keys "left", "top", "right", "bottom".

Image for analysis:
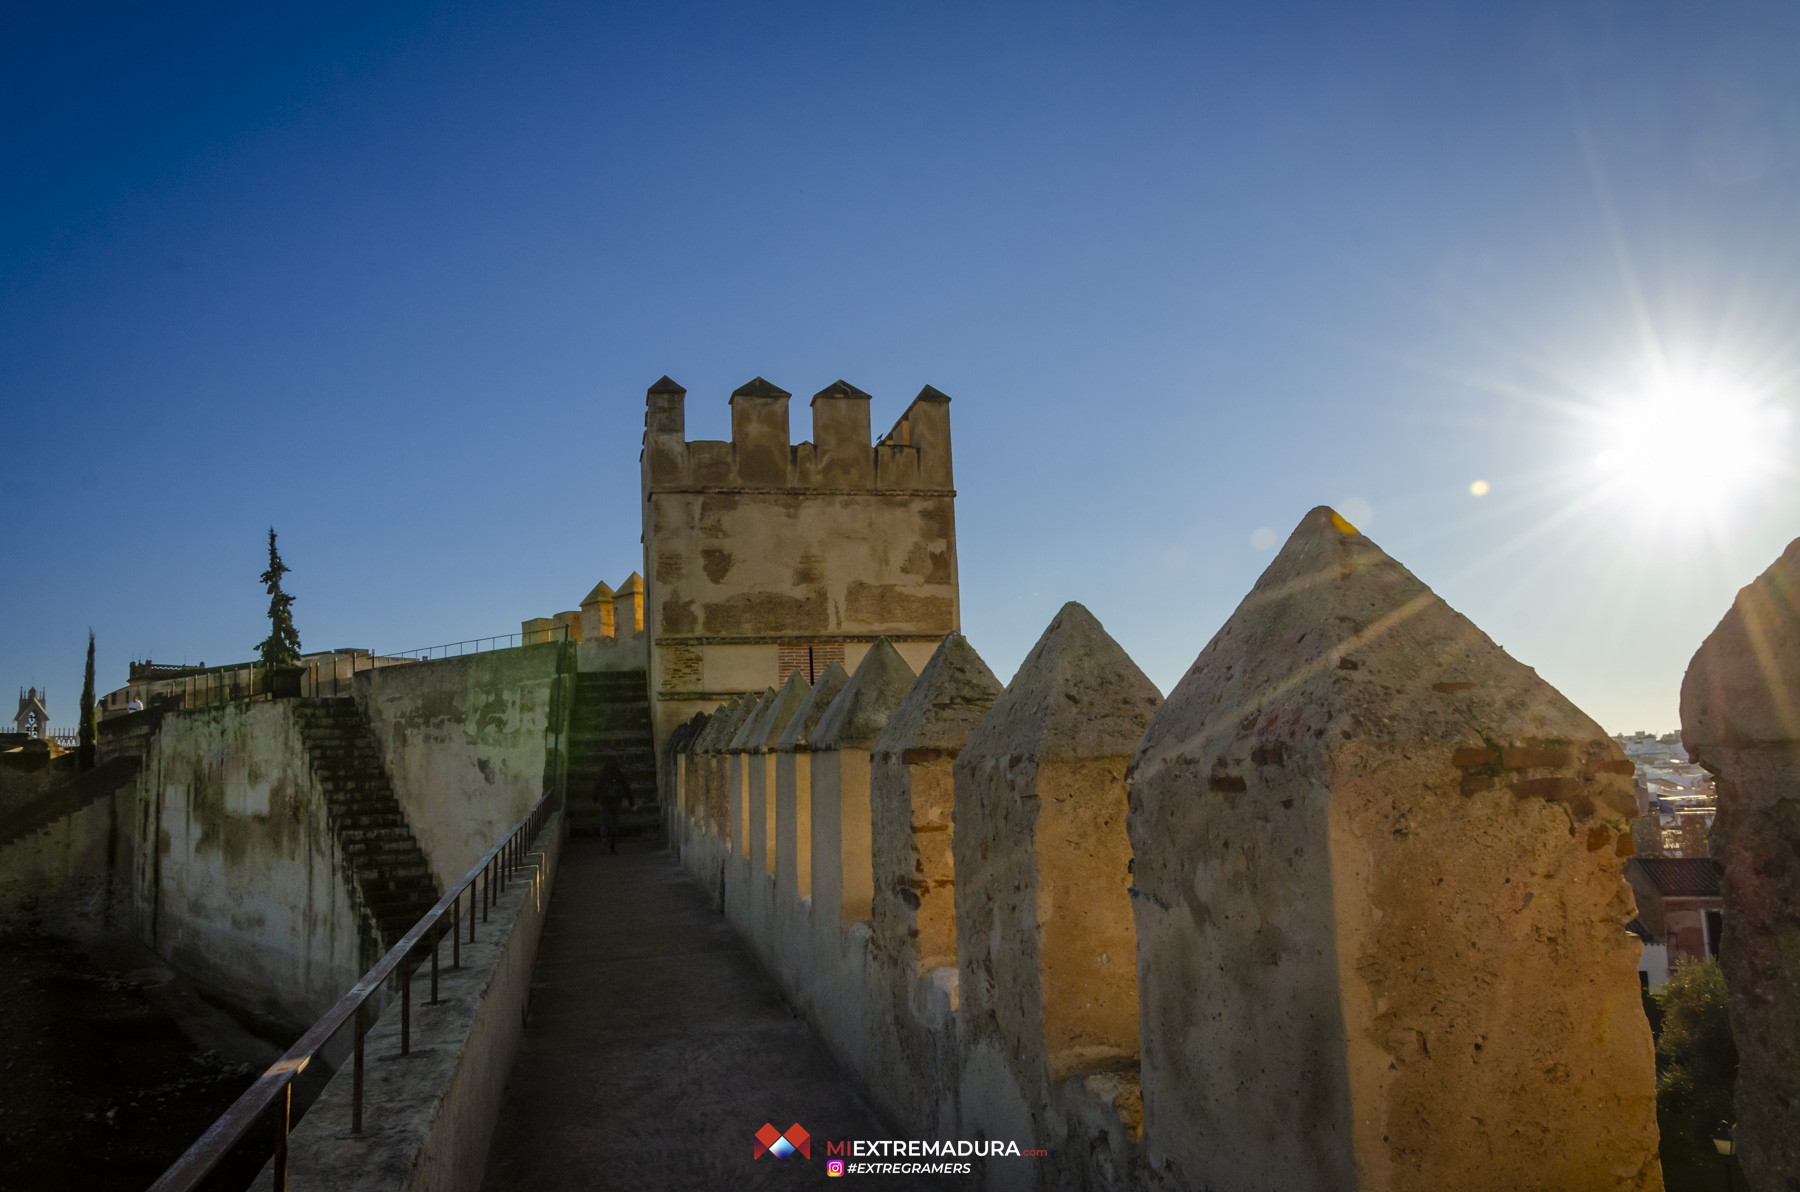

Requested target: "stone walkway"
[{"left": 482, "top": 840, "right": 908, "bottom": 1190}]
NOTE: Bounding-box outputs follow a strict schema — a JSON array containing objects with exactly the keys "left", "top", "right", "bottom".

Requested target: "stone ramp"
[
  {"left": 0, "top": 755, "right": 138, "bottom": 850},
  {"left": 482, "top": 842, "right": 925, "bottom": 1191}
]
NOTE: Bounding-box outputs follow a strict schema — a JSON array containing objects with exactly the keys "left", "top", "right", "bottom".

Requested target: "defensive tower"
[{"left": 640, "top": 376, "right": 960, "bottom": 748}]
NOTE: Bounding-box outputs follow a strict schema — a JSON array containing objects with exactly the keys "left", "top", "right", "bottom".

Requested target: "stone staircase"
[
  {"left": 564, "top": 671, "right": 659, "bottom": 839},
  {"left": 291, "top": 700, "right": 440, "bottom": 957}
]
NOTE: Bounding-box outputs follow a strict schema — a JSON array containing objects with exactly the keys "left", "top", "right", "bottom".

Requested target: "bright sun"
[{"left": 1590, "top": 372, "right": 1791, "bottom": 527}]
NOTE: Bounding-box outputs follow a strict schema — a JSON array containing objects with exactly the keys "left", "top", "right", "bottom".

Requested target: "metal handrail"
[
  {"left": 386, "top": 624, "right": 572, "bottom": 661},
  {"left": 148, "top": 786, "right": 560, "bottom": 1192},
  {"left": 300, "top": 627, "right": 573, "bottom": 698}
]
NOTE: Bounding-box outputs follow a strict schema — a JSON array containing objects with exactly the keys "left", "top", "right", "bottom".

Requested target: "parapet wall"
[
  {"left": 673, "top": 507, "right": 1661, "bottom": 1192},
  {"left": 257, "top": 811, "right": 564, "bottom": 1192}
]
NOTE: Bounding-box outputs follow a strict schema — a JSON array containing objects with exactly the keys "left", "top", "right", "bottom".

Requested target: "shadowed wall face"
[
  {"left": 774, "top": 661, "right": 847, "bottom": 908},
  {"left": 132, "top": 702, "right": 363, "bottom": 1030},
  {"left": 809, "top": 642, "right": 916, "bottom": 932},
  {"left": 953, "top": 602, "right": 1160, "bottom": 1166},
  {"left": 1682, "top": 533, "right": 1800, "bottom": 1192},
  {"left": 356, "top": 644, "right": 568, "bottom": 889},
  {"left": 870, "top": 633, "right": 1001, "bottom": 978}
]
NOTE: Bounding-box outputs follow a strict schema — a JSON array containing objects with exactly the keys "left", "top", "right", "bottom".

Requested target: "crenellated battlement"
[
  {"left": 641, "top": 375, "right": 953, "bottom": 493},
  {"left": 666, "top": 509, "right": 1664, "bottom": 1192}
]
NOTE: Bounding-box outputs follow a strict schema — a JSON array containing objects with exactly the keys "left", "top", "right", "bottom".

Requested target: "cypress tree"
[
  {"left": 77, "top": 629, "right": 96, "bottom": 771},
  {"left": 257, "top": 528, "right": 303, "bottom": 670}
]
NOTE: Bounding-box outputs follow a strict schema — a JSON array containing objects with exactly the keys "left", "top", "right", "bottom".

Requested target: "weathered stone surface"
[
  {"left": 811, "top": 640, "right": 920, "bottom": 752},
  {"left": 359, "top": 647, "right": 568, "bottom": 890},
  {"left": 664, "top": 710, "right": 707, "bottom": 844},
  {"left": 684, "top": 696, "right": 727, "bottom": 831},
  {"left": 873, "top": 633, "right": 1002, "bottom": 975},
  {"left": 868, "top": 633, "right": 1002, "bottom": 1134},
  {"left": 728, "top": 688, "right": 775, "bottom": 857},
  {"left": 954, "top": 603, "right": 1161, "bottom": 1179},
  {"left": 1681, "top": 534, "right": 1800, "bottom": 1192},
  {"left": 777, "top": 662, "right": 850, "bottom": 753},
  {"left": 1684, "top": 535, "right": 1800, "bottom": 749},
  {"left": 132, "top": 702, "right": 365, "bottom": 1029},
  {"left": 728, "top": 689, "right": 775, "bottom": 752},
  {"left": 774, "top": 661, "right": 849, "bottom": 912},
  {"left": 611, "top": 571, "right": 644, "bottom": 636},
  {"left": 694, "top": 695, "right": 745, "bottom": 839},
  {"left": 750, "top": 673, "right": 809, "bottom": 878},
  {"left": 264, "top": 811, "right": 563, "bottom": 1192},
  {"left": 580, "top": 580, "right": 615, "bottom": 642},
  {"left": 810, "top": 640, "right": 918, "bottom": 930},
  {"left": 642, "top": 379, "right": 959, "bottom": 750},
  {"left": 1128, "top": 506, "right": 1657, "bottom": 1192}
]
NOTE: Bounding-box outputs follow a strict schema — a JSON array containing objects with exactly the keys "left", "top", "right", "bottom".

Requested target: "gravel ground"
[{"left": 0, "top": 931, "right": 288, "bottom": 1191}]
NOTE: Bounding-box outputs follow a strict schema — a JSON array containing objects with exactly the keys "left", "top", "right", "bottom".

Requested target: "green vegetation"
[
  {"left": 256, "top": 528, "right": 303, "bottom": 670},
  {"left": 77, "top": 629, "right": 96, "bottom": 771},
  {"left": 1653, "top": 957, "right": 1740, "bottom": 1189}
]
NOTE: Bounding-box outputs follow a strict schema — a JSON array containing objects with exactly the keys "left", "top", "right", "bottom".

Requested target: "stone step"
[
  {"left": 310, "top": 758, "right": 387, "bottom": 771},
  {"left": 328, "top": 804, "right": 406, "bottom": 822},
  {"left": 294, "top": 698, "right": 442, "bottom": 952},
  {"left": 361, "top": 879, "right": 435, "bottom": 903},
  {"left": 329, "top": 813, "right": 406, "bottom": 829},
  {"left": 565, "top": 735, "right": 654, "bottom": 751},
  {"left": 564, "top": 670, "right": 659, "bottom": 832},
  {"left": 341, "top": 831, "right": 425, "bottom": 851},
  {"left": 567, "top": 765, "right": 657, "bottom": 781},
  {"left": 341, "top": 837, "right": 427, "bottom": 857},
  {"left": 307, "top": 747, "right": 385, "bottom": 762}
]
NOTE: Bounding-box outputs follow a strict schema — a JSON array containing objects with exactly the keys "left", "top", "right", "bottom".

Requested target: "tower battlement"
[
  {"left": 637, "top": 375, "right": 961, "bottom": 750},
  {"left": 641, "top": 376, "right": 953, "bottom": 493}
]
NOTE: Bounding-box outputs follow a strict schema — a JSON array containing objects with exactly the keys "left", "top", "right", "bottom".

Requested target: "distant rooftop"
[{"left": 1626, "top": 857, "right": 1722, "bottom": 898}]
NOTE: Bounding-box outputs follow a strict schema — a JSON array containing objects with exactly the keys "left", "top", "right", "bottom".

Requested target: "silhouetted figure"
[{"left": 593, "top": 762, "right": 632, "bottom": 853}]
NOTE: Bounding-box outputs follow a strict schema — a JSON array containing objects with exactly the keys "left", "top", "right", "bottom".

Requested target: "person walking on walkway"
[{"left": 593, "top": 761, "right": 633, "bottom": 854}]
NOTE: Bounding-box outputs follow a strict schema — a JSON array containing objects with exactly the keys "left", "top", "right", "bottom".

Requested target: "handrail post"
[
  {"left": 273, "top": 1081, "right": 290, "bottom": 1192},
  {"left": 143, "top": 787, "right": 556, "bottom": 1192},
  {"left": 453, "top": 890, "right": 461, "bottom": 968},
  {"left": 352, "top": 1003, "right": 364, "bottom": 1134}
]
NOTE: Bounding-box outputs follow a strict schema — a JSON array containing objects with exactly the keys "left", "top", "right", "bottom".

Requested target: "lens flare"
[{"left": 1587, "top": 372, "right": 1789, "bottom": 529}]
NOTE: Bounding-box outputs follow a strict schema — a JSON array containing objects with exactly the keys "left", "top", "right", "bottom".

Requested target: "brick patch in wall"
[{"left": 777, "top": 643, "right": 844, "bottom": 686}]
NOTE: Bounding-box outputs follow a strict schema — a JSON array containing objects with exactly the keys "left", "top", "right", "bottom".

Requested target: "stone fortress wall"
[
  {"left": 640, "top": 376, "right": 961, "bottom": 749},
  {"left": 125, "top": 645, "right": 570, "bottom": 1031},
  {"left": 670, "top": 506, "right": 1664, "bottom": 1192}
]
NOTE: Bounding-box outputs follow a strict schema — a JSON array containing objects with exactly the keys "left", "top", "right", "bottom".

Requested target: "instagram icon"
[{"left": 827, "top": 1159, "right": 846, "bottom": 1177}]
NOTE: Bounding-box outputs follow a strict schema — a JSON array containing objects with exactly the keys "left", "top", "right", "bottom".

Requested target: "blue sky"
[{"left": 4, "top": 1, "right": 1797, "bottom": 733}]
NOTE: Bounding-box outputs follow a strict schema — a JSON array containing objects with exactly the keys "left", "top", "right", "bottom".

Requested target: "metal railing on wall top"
[{"left": 147, "top": 788, "right": 559, "bottom": 1192}]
